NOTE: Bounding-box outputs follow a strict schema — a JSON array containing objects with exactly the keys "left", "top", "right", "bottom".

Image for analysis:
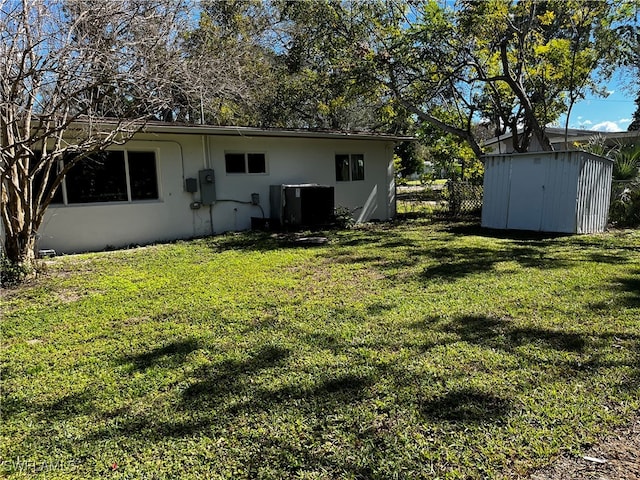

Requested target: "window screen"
[
  {"left": 225, "top": 153, "right": 246, "bottom": 173},
  {"left": 247, "top": 153, "right": 266, "bottom": 173},
  {"left": 128, "top": 151, "right": 158, "bottom": 200},
  {"left": 66, "top": 151, "right": 127, "bottom": 203},
  {"left": 335, "top": 154, "right": 364, "bottom": 181},
  {"left": 335, "top": 154, "right": 351, "bottom": 181},
  {"left": 351, "top": 154, "right": 365, "bottom": 181}
]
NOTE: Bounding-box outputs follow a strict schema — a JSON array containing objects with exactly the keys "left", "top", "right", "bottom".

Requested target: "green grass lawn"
[{"left": 2, "top": 220, "right": 639, "bottom": 479}]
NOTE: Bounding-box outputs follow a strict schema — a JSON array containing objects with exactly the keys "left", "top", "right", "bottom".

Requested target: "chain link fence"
[
  {"left": 396, "top": 181, "right": 483, "bottom": 218},
  {"left": 447, "top": 181, "right": 483, "bottom": 217},
  {"left": 396, "top": 182, "right": 448, "bottom": 217}
]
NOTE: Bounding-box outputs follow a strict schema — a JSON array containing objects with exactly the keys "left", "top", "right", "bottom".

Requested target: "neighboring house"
[
  {"left": 34, "top": 122, "right": 408, "bottom": 254},
  {"left": 483, "top": 127, "right": 639, "bottom": 154}
]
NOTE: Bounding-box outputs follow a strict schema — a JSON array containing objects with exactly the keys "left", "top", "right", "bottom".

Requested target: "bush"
[
  {"left": 613, "top": 147, "right": 640, "bottom": 181},
  {"left": 610, "top": 181, "right": 640, "bottom": 228},
  {"left": 333, "top": 206, "right": 356, "bottom": 229},
  {"left": 0, "top": 256, "right": 32, "bottom": 287}
]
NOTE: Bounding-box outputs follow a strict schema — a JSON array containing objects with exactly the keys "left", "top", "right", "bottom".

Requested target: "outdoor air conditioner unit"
[{"left": 270, "top": 184, "right": 335, "bottom": 227}]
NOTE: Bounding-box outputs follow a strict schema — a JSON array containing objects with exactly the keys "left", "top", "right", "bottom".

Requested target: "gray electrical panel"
[
  {"left": 185, "top": 178, "right": 198, "bottom": 193},
  {"left": 198, "top": 169, "right": 216, "bottom": 205}
]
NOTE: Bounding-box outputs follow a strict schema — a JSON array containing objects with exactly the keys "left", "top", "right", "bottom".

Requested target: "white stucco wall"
[{"left": 36, "top": 132, "right": 396, "bottom": 253}]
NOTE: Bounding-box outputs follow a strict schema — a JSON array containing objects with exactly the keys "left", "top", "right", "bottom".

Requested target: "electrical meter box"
[{"left": 198, "top": 169, "right": 216, "bottom": 205}]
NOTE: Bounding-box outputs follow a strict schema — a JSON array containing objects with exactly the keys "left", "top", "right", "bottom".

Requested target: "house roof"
[
  {"left": 135, "top": 121, "right": 414, "bottom": 142},
  {"left": 483, "top": 127, "right": 639, "bottom": 148}
]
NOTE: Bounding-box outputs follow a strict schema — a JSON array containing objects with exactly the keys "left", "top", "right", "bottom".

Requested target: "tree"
[
  {"left": 179, "top": 0, "right": 279, "bottom": 125},
  {"left": 256, "top": 0, "right": 404, "bottom": 131},
  {"left": 372, "top": 0, "right": 638, "bottom": 156},
  {"left": 1, "top": 0, "right": 190, "bottom": 270},
  {"left": 630, "top": 92, "right": 640, "bottom": 131},
  {"left": 394, "top": 141, "right": 426, "bottom": 179}
]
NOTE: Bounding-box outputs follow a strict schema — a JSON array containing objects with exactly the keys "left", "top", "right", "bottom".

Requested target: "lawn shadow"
[
  {"left": 206, "top": 231, "right": 332, "bottom": 253},
  {"left": 413, "top": 315, "right": 586, "bottom": 354},
  {"left": 615, "top": 269, "right": 640, "bottom": 308},
  {"left": 1, "top": 390, "right": 96, "bottom": 422},
  {"left": 420, "top": 388, "right": 511, "bottom": 424},
  {"left": 411, "top": 314, "right": 640, "bottom": 396},
  {"left": 120, "top": 338, "right": 201, "bottom": 371},
  {"left": 227, "top": 372, "right": 375, "bottom": 417},
  {"left": 182, "top": 344, "right": 291, "bottom": 402},
  {"left": 419, "top": 243, "right": 570, "bottom": 282},
  {"left": 443, "top": 222, "right": 571, "bottom": 241}
]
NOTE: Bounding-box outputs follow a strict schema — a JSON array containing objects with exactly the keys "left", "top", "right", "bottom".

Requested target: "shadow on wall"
[{"left": 356, "top": 185, "right": 378, "bottom": 224}]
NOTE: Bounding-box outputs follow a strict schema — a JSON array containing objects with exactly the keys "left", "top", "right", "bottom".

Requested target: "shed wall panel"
[
  {"left": 540, "top": 152, "right": 579, "bottom": 233},
  {"left": 481, "top": 155, "right": 511, "bottom": 229},
  {"left": 576, "top": 155, "right": 612, "bottom": 233},
  {"left": 507, "top": 155, "right": 546, "bottom": 230}
]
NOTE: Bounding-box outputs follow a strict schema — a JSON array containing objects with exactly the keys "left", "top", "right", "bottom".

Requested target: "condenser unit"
[{"left": 270, "top": 184, "right": 335, "bottom": 227}]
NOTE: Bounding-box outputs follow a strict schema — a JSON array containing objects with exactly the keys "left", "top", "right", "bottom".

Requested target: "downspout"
[{"left": 202, "top": 135, "right": 214, "bottom": 236}]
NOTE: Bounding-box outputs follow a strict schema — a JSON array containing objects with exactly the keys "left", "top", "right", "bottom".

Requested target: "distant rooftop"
[{"left": 483, "top": 127, "right": 639, "bottom": 148}]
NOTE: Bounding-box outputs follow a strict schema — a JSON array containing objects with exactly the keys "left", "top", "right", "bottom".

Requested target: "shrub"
[
  {"left": 0, "top": 256, "right": 32, "bottom": 287},
  {"left": 333, "top": 206, "right": 356, "bottom": 229},
  {"left": 612, "top": 144, "right": 640, "bottom": 181},
  {"left": 610, "top": 180, "right": 640, "bottom": 228}
]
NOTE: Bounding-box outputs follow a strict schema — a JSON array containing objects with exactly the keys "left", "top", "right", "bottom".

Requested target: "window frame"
[
  {"left": 224, "top": 151, "right": 268, "bottom": 175},
  {"left": 51, "top": 148, "right": 160, "bottom": 206},
  {"left": 335, "top": 153, "right": 365, "bottom": 182}
]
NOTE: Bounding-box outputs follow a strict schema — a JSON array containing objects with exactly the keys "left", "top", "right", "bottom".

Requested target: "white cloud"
[
  {"left": 592, "top": 121, "right": 622, "bottom": 132},
  {"left": 619, "top": 118, "right": 632, "bottom": 124},
  {"left": 582, "top": 120, "right": 593, "bottom": 126}
]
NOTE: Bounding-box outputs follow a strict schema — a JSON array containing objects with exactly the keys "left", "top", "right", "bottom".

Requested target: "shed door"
[{"left": 507, "top": 157, "right": 545, "bottom": 231}]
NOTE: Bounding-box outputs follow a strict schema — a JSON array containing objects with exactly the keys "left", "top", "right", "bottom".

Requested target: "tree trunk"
[{"left": 2, "top": 230, "right": 37, "bottom": 268}]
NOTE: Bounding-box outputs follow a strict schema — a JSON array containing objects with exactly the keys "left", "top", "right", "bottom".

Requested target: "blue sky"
[{"left": 555, "top": 74, "right": 638, "bottom": 133}]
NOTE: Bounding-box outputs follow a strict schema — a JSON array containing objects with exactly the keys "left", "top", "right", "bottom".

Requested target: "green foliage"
[
  {"left": 610, "top": 181, "right": 640, "bottom": 227},
  {"left": 2, "top": 224, "right": 640, "bottom": 478},
  {"left": 579, "top": 136, "right": 640, "bottom": 227},
  {"left": 579, "top": 135, "right": 640, "bottom": 181},
  {"left": 333, "top": 205, "right": 356, "bottom": 229},
  {"left": 0, "top": 256, "right": 32, "bottom": 287},
  {"left": 610, "top": 144, "right": 640, "bottom": 227},
  {"left": 381, "top": 0, "right": 638, "bottom": 153},
  {"left": 420, "top": 123, "right": 481, "bottom": 182},
  {"left": 613, "top": 147, "right": 640, "bottom": 181},
  {"left": 181, "top": 0, "right": 408, "bottom": 131},
  {"left": 629, "top": 91, "right": 640, "bottom": 132},
  {"left": 394, "top": 141, "right": 425, "bottom": 178}
]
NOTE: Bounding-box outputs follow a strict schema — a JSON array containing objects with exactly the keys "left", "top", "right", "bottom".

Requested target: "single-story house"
[
  {"left": 32, "top": 122, "right": 408, "bottom": 254},
  {"left": 483, "top": 127, "right": 639, "bottom": 154}
]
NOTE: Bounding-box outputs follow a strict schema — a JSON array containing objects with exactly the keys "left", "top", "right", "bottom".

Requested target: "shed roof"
[{"left": 482, "top": 149, "right": 613, "bottom": 162}]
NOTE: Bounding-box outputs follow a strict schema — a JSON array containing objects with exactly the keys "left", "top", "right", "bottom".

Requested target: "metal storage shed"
[{"left": 481, "top": 151, "right": 613, "bottom": 234}]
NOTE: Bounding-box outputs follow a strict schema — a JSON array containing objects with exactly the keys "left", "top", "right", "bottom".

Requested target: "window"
[
  {"left": 128, "top": 151, "right": 159, "bottom": 200},
  {"left": 66, "top": 151, "right": 128, "bottom": 203},
  {"left": 225, "top": 152, "right": 266, "bottom": 174},
  {"left": 335, "top": 154, "right": 364, "bottom": 181},
  {"left": 63, "top": 150, "right": 158, "bottom": 204}
]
